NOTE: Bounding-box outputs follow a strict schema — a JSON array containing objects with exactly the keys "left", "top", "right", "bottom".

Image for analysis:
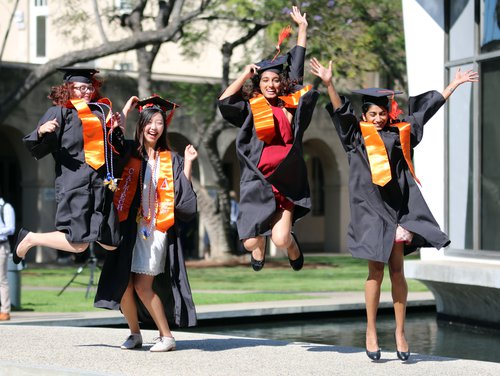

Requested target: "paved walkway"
[{"left": 1, "top": 291, "right": 500, "bottom": 375}]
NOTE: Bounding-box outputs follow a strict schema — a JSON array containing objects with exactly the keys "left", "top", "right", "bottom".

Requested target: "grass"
[{"left": 16, "top": 254, "right": 428, "bottom": 312}]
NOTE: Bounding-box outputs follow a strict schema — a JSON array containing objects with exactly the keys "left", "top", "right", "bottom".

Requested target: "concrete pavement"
[
  {"left": 1, "top": 291, "right": 500, "bottom": 375},
  {"left": 2, "top": 324, "right": 500, "bottom": 376}
]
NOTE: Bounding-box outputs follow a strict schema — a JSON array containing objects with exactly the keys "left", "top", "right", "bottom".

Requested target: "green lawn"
[{"left": 16, "top": 254, "right": 428, "bottom": 312}]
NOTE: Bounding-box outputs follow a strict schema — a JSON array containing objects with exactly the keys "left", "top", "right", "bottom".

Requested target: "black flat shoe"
[
  {"left": 366, "top": 348, "right": 381, "bottom": 361},
  {"left": 288, "top": 232, "right": 304, "bottom": 271},
  {"left": 12, "top": 228, "right": 29, "bottom": 265},
  {"left": 397, "top": 349, "right": 410, "bottom": 361},
  {"left": 250, "top": 252, "right": 265, "bottom": 272}
]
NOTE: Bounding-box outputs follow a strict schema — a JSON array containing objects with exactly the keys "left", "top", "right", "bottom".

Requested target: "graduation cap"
[
  {"left": 352, "top": 88, "right": 404, "bottom": 120},
  {"left": 137, "top": 95, "right": 180, "bottom": 127},
  {"left": 57, "top": 67, "right": 99, "bottom": 84},
  {"left": 256, "top": 54, "right": 289, "bottom": 74},
  {"left": 137, "top": 95, "right": 179, "bottom": 113},
  {"left": 352, "top": 88, "right": 403, "bottom": 107}
]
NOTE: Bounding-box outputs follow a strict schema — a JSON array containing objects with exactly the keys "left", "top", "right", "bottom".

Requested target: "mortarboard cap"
[
  {"left": 256, "top": 55, "right": 289, "bottom": 74},
  {"left": 137, "top": 95, "right": 180, "bottom": 127},
  {"left": 353, "top": 88, "right": 404, "bottom": 120},
  {"left": 58, "top": 67, "right": 99, "bottom": 84},
  {"left": 352, "top": 88, "right": 403, "bottom": 108},
  {"left": 137, "top": 95, "right": 179, "bottom": 113}
]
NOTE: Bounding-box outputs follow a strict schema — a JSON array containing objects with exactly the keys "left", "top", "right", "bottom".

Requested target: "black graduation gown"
[
  {"left": 217, "top": 46, "right": 320, "bottom": 239},
  {"left": 22, "top": 104, "right": 123, "bottom": 246},
  {"left": 94, "top": 151, "right": 197, "bottom": 328},
  {"left": 327, "top": 90, "right": 451, "bottom": 263}
]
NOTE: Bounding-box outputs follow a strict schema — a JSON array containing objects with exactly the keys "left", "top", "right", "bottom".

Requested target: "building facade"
[
  {"left": 403, "top": 0, "right": 500, "bottom": 325},
  {"left": 0, "top": 0, "right": 354, "bottom": 261}
]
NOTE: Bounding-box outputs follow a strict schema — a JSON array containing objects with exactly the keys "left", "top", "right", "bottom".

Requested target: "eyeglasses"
[{"left": 73, "top": 85, "right": 95, "bottom": 93}]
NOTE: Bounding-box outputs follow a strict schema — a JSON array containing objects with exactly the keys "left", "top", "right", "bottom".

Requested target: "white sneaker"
[
  {"left": 150, "top": 336, "right": 176, "bottom": 352},
  {"left": 120, "top": 333, "right": 143, "bottom": 349}
]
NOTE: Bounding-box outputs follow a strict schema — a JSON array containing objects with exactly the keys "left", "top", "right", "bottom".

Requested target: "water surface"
[{"left": 196, "top": 312, "right": 500, "bottom": 363}]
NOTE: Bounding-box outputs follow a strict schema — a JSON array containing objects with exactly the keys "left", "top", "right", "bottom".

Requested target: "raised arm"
[
  {"left": 112, "top": 95, "right": 139, "bottom": 133},
  {"left": 219, "top": 64, "right": 259, "bottom": 101},
  {"left": 290, "top": 6, "right": 308, "bottom": 48},
  {"left": 310, "top": 58, "right": 342, "bottom": 110},
  {"left": 441, "top": 68, "right": 479, "bottom": 100},
  {"left": 183, "top": 144, "right": 198, "bottom": 181}
]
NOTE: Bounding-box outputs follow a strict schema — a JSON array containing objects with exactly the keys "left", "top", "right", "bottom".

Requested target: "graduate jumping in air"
[
  {"left": 94, "top": 95, "right": 198, "bottom": 352},
  {"left": 218, "top": 6, "right": 319, "bottom": 271},
  {"left": 14, "top": 68, "right": 136, "bottom": 264},
  {"left": 310, "top": 57, "right": 478, "bottom": 361}
]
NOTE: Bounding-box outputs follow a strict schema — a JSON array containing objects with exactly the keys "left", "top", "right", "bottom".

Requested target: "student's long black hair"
[{"left": 134, "top": 106, "right": 170, "bottom": 159}]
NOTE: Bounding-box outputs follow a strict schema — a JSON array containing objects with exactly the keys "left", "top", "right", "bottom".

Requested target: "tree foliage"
[
  {"left": 0, "top": 0, "right": 406, "bottom": 258},
  {"left": 303, "top": 0, "right": 406, "bottom": 87}
]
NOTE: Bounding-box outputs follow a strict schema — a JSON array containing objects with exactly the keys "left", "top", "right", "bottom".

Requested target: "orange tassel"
[
  {"left": 389, "top": 95, "right": 403, "bottom": 120},
  {"left": 272, "top": 25, "right": 292, "bottom": 62}
]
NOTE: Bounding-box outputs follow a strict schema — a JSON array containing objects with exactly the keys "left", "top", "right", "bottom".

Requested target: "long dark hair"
[
  {"left": 48, "top": 76, "right": 103, "bottom": 106},
  {"left": 134, "top": 107, "right": 169, "bottom": 158}
]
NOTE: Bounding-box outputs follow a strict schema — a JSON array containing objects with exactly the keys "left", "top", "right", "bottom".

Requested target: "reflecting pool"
[{"left": 195, "top": 311, "right": 500, "bottom": 363}]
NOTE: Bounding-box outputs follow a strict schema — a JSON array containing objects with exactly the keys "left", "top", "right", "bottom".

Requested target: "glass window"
[
  {"left": 30, "top": 0, "right": 48, "bottom": 63},
  {"left": 36, "top": 15, "right": 46, "bottom": 57},
  {"left": 448, "top": 64, "right": 474, "bottom": 249},
  {"left": 449, "top": 0, "right": 475, "bottom": 60},
  {"left": 481, "top": 58, "right": 500, "bottom": 251},
  {"left": 481, "top": 0, "right": 500, "bottom": 52}
]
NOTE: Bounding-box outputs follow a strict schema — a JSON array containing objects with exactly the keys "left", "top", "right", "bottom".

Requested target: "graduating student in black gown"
[
  {"left": 218, "top": 6, "right": 319, "bottom": 271},
  {"left": 94, "top": 96, "right": 198, "bottom": 352},
  {"left": 310, "top": 57, "right": 478, "bottom": 361},
  {"left": 15, "top": 68, "right": 136, "bottom": 263}
]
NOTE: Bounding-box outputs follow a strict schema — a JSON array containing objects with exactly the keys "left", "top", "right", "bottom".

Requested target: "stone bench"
[{"left": 405, "top": 251, "right": 500, "bottom": 326}]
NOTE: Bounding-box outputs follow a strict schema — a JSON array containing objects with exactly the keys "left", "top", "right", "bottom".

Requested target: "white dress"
[{"left": 131, "top": 157, "right": 167, "bottom": 276}]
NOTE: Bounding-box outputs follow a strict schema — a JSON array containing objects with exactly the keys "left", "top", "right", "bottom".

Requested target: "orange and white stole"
[
  {"left": 249, "top": 85, "right": 312, "bottom": 143},
  {"left": 70, "top": 98, "right": 113, "bottom": 170},
  {"left": 114, "top": 150, "right": 175, "bottom": 233},
  {"left": 359, "top": 121, "right": 421, "bottom": 186}
]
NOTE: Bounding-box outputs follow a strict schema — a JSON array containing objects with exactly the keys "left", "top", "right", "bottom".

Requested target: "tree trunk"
[
  {"left": 198, "top": 115, "right": 233, "bottom": 259},
  {"left": 136, "top": 47, "right": 154, "bottom": 97},
  {"left": 197, "top": 26, "right": 266, "bottom": 259}
]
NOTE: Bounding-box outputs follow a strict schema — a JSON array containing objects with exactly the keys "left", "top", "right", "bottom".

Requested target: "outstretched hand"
[
  {"left": 443, "top": 68, "right": 479, "bottom": 100},
  {"left": 184, "top": 144, "right": 198, "bottom": 162},
  {"left": 310, "top": 58, "right": 332, "bottom": 85},
  {"left": 290, "top": 5, "right": 308, "bottom": 28},
  {"left": 452, "top": 68, "right": 479, "bottom": 86}
]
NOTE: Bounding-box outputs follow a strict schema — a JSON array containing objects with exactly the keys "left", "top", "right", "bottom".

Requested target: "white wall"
[{"left": 403, "top": 0, "right": 446, "bottom": 260}]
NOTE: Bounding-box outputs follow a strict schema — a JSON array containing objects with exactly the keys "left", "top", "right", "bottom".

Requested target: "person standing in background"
[{"left": 0, "top": 187, "right": 15, "bottom": 321}]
